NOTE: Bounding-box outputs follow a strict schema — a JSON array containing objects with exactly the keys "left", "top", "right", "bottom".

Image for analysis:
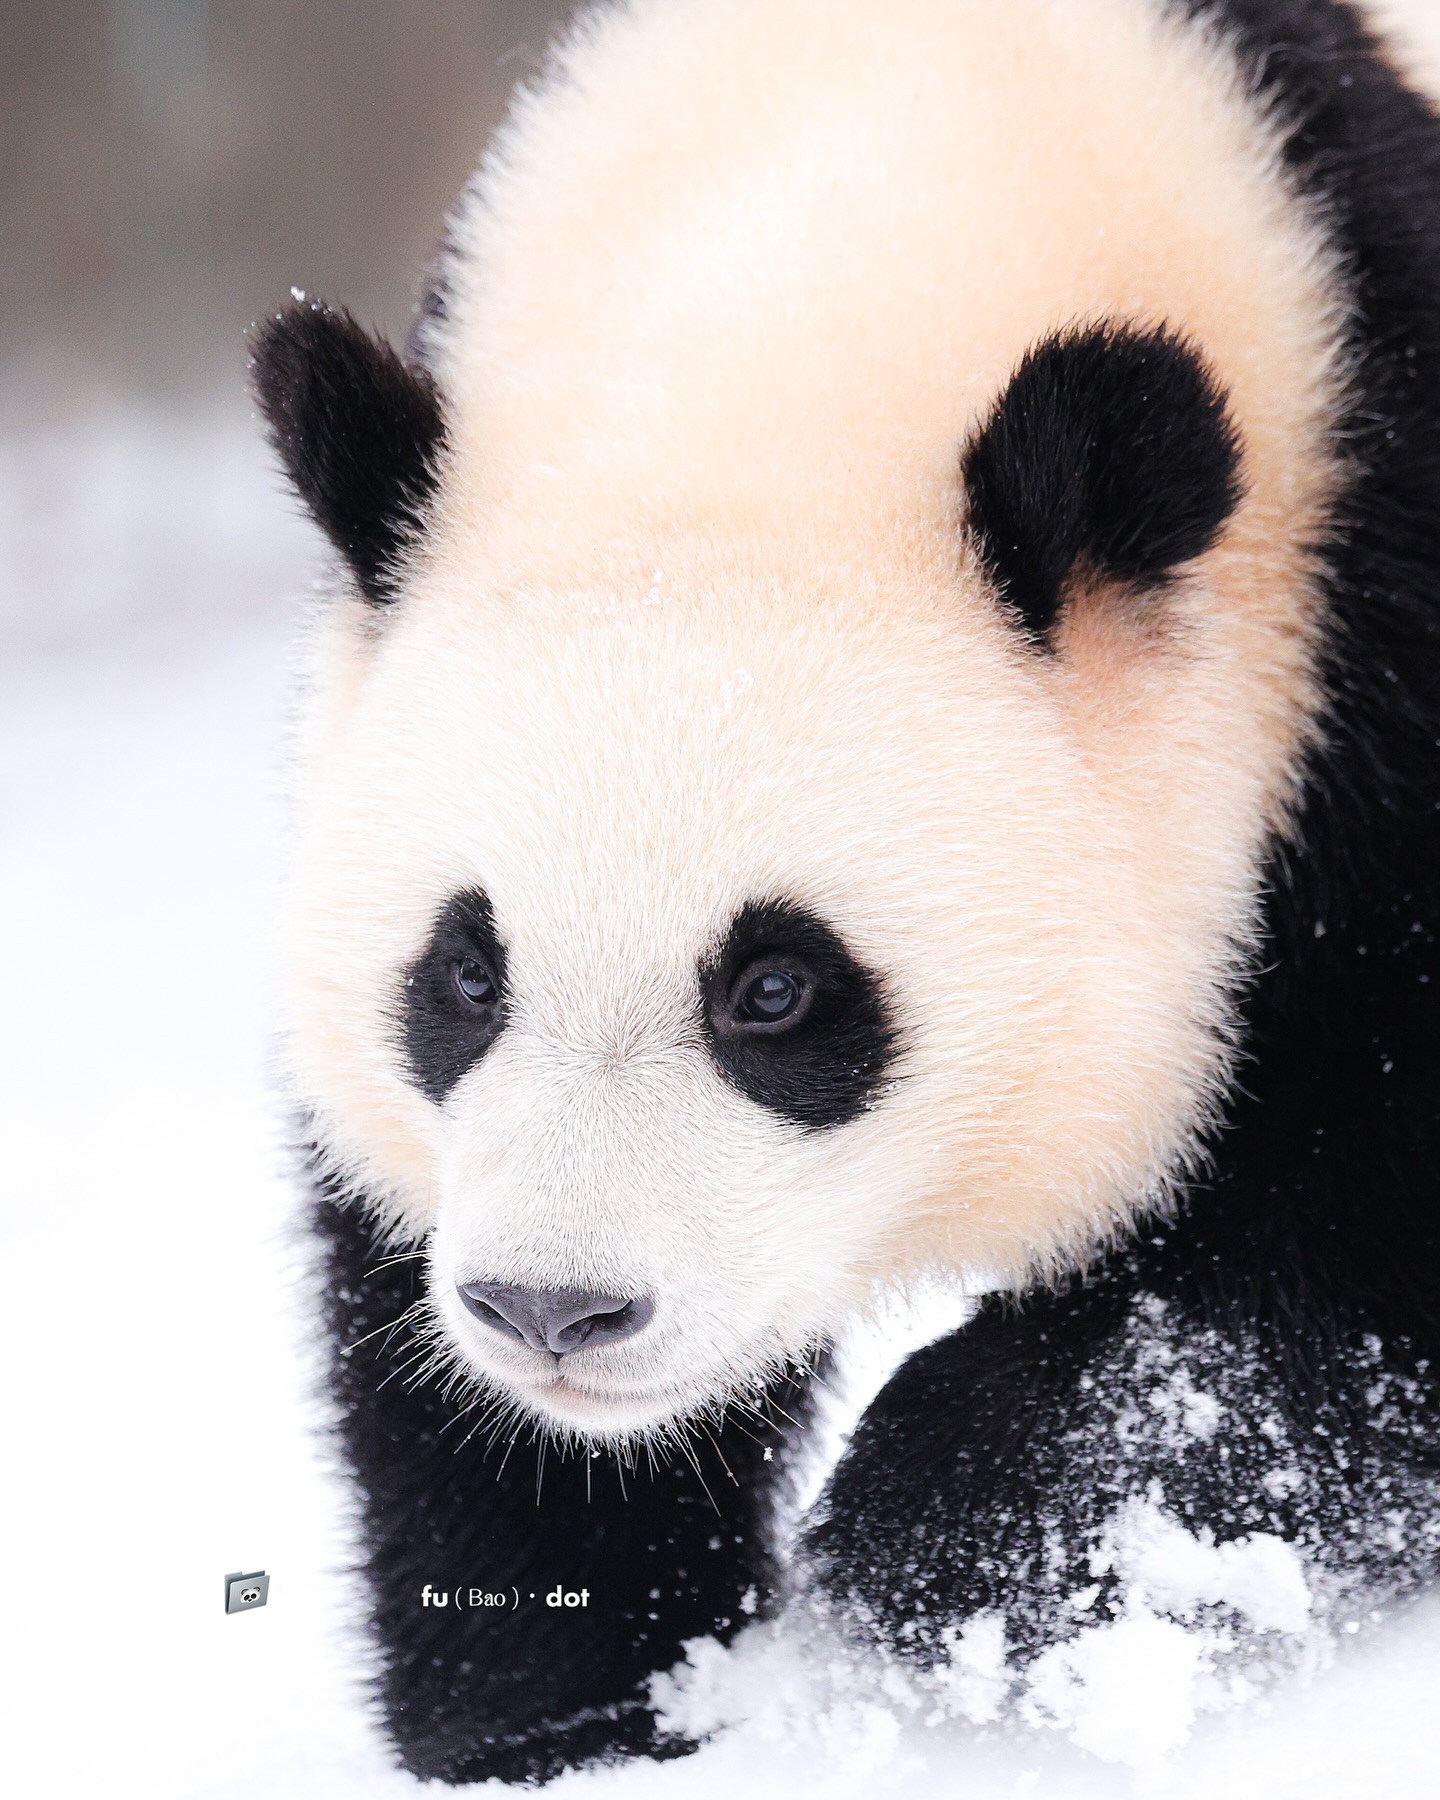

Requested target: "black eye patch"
[
  {"left": 961, "top": 322, "right": 1243, "bottom": 643},
  {"left": 399, "top": 890, "right": 509, "bottom": 1103},
  {"left": 700, "top": 900, "right": 898, "bottom": 1130}
]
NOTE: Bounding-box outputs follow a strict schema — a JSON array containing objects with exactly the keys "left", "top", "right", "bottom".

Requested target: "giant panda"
[{"left": 252, "top": 0, "right": 1440, "bottom": 1784}]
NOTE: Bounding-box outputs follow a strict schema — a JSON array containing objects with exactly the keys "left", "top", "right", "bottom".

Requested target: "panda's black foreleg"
[
  {"left": 801, "top": 1234, "right": 1440, "bottom": 1669},
  {"left": 313, "top": 1187, "right": 807, "bottom": 1786},
  {"left": 801, "top": 1265, "right": 1143, "bottom": 1661}
]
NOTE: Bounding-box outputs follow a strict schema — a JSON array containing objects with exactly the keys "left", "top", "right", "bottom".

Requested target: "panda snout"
[{"left": 456, "top": 1282, "right": 655, "bottom": 1356}]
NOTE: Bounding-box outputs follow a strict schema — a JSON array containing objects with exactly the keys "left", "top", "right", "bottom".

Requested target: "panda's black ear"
[
  {"left": 960, "top": 323, "right": 1243, "bottom": 644},
  {"left": 251, "top": 301, "right": 446, "bottom": 607}
]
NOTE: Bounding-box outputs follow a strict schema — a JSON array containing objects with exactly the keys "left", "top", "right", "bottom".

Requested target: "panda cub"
[{"left": 254, "top": 0, "right": 1440, "bottom": 1784}]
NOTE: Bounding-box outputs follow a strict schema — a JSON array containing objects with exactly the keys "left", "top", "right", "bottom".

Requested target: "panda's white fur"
[{"left": 281, "top": 0, "right": 1353, "bottom": 1439}]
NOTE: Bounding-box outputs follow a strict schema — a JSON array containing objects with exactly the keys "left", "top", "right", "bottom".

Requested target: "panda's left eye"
[
  {"left": 733, "top": 965, "right": 809, "bottom": 1028},
  {"left": 701, "top": 900, "right": 895, "bottom": 1129}
]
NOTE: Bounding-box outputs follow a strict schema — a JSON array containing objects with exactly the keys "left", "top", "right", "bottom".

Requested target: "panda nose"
[{"left": 456, "top": 1282, "right": 655, "bottom": 1355}]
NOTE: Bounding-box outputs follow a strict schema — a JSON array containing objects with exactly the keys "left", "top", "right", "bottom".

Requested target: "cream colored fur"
[
  {"left": 1364, "top": 0, "right": 1440, "bottom": 101},
  {"left": 283, "top": 0, "right": 1351, "bottom": 1437}
]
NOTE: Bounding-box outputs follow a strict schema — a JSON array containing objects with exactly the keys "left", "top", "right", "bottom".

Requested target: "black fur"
[
  {"left": 400, "top": 889, "right": 510, "bottom": 1104},
  {"left": 699, "top": 899, "right": 898, "bottom": 1130},
  {"left": 961, "top": 322, "right": 1243, "bottom": 640},
  {"left": 313, "top": 1178, "right": 814, "bottom": 1785},
  {"left": 251, "top": 301, "right": 445, "bottom": 605},
  {"left": 804, "top": 0, "right": 1440, "bottom": 1677}
]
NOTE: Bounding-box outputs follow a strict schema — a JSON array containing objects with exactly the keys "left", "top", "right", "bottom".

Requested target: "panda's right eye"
[
  {"left": 401, "top": 889, "right": 510, "bottom": 1104},
  {"left": 735, "top": 967, "right": 807, "bottom": 1026},
  {"left": 453, "top": 956, "right": 498, "bottom": 1008}
]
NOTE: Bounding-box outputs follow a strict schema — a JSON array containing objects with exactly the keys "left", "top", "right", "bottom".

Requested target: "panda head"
[{"left": 255, "top": 284, "right": 1327, "bottom": 1444}]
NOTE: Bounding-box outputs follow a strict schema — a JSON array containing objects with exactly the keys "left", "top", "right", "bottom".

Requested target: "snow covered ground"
[{"left": 4, "top": 406, "right": 1440, "bottom": 1799}]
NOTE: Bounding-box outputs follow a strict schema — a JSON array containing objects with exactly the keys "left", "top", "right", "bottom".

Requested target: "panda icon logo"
[{"left": 225, "top": 1571, "right": 269, "bottom": 1615}]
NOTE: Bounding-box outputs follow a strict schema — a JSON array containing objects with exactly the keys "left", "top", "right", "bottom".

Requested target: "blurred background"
[
  {"left": 3, "top": 0, "right": 578, "bottom": 392},
  {"left": 0, "top": 0, "right": 572, "bottom": 654}
]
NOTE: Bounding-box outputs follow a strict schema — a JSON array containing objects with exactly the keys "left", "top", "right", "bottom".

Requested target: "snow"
[
  {"left": 649, "top": 1496, "right": 1321, "bottom": 1784},
  {"left": 5, "top": 404, "right": 1440, "bottom": 1797},
  {"left": 1102, "top": 1499, "right": 1313, "bottom": 1639},
  {"left": 1017, "top": 1500, "right": 1316, "bottom": 1770}
]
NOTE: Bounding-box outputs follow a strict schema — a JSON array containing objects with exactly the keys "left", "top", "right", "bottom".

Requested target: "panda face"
[
  {"left": 406, "top": 867, "right": 902, "bottom": 1431},
  {"left": 287, "top": 588, "right": 957, "bottom": 1435}
]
